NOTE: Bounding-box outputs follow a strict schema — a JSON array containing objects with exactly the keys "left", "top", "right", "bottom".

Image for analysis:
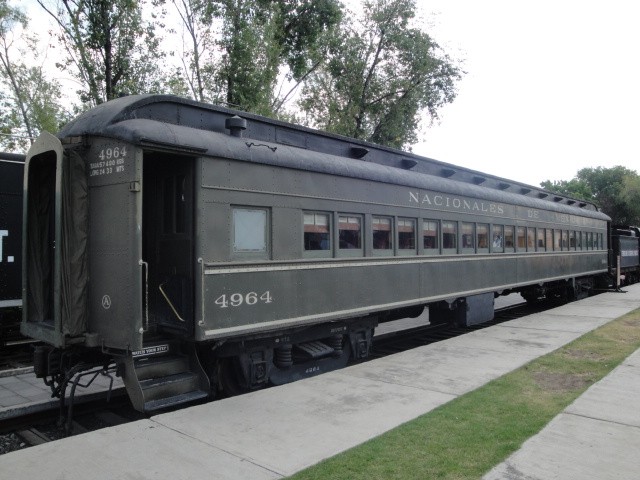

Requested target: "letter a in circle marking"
[{"left": 102, "top": 295, "right": 112, "bottom": 310}]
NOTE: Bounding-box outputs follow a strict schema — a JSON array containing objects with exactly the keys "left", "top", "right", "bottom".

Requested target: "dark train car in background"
[
  {"left": 21, "top": 95, "right": 612, "bottom": 413},
  {"left": 0, "top": 152, "right": 25, "bottom": 346},
  {"left": 611, "top": 226, "right": 640, "bottom": 285}
]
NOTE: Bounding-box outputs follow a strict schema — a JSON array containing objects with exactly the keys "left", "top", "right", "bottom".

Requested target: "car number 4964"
[{"left": 214, "top": 291, "right": 273, "bottom": 308}]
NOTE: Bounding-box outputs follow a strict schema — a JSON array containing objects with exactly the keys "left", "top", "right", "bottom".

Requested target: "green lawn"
[{"left": 289, "top": 308, "right": 640, "bottom": 480}]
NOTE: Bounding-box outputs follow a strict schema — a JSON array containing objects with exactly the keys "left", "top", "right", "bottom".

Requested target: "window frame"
[
  {"left": 442, "top": 220, "right": 458, "bottom": 254},
  {"left": 461, "top": 222, "right": 475, "bottom": 253},
  {"left": 372, "top": 215, "right": 394, "bottom": 256},
  {"left": 337, "top": 213, "right": 363, "bottom": 257},
  {"left": 476, "top": 223, "right": 489, "bottom": 253},
  {"left": 516, "top": 226, "right": 527, "bottom": 252},
  {"left": 492, "top": 224, "right": 504, "bottom": 253},
  {"left": 397, "top": 217, "right": 417, "bottom": 256},
  {"left": 537, "top": 228, "right": 546, "bottom": 251},
  {"left": 422, "top": 219, "right": 440, "bottom": 255},
  {"left": 231, "top": 206, "right": 270, "bottom": 260},
  {"left": 303, "top": 211, "right": 332, "bottom": 258},
  {"left": 504, "top": 225, "right": 515, "bottom": 252}
]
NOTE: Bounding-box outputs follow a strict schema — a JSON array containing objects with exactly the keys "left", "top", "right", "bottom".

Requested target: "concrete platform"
[
  {"left": 0, "top": 366, "right": 123, "bottom": 420},
  {"left": 1, "top": 284, "right": 639, "bottom": 479}
]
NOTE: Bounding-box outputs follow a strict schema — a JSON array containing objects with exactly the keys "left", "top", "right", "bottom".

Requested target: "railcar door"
[{"left": 143, "top": 154, "right": 194, "bottom": 336}]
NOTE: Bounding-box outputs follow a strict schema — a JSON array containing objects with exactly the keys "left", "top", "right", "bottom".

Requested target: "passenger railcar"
[
  {"left": 1, "top": 152, "right": 25, "bottom": 346},
  {"left": 22, "top": 95, "right": 612, "bottom": 412}
]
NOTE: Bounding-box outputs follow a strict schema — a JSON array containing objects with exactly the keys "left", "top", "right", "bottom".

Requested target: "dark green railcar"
[{"left": 21, "top": 95, "right": 611, "bottom": 412}]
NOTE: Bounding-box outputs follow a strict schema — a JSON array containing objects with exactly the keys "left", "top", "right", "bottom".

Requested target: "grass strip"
[{"left": 289, "top": 308, "right": 640, "bottom": 480}]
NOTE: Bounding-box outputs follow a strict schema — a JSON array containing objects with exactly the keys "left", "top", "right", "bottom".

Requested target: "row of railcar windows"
[
  {"left": 302, "top": 212, "right": 605, "bottom": 256},
  {"left": 230, "top": 207, "right": 605, "bottom": 258}
]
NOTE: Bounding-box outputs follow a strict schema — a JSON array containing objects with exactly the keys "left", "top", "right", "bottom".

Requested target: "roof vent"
[
  {"left": 442, "top": 168, "right": 456, "bottom": 178},
  {"left": 350, "top": 145, "right": 369, "bottom": 159},
  {"left": 225, "top": 115, "right": 247, "bottom": 137},
  {"left": 473, "top": 176, "right": 486, "bottom": 185},
  {"left": 400, "top": 158, "right": 418, "bottom": 170}
]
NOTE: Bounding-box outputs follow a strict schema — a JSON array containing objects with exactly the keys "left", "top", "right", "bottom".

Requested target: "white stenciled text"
[
  {"left": 90, "top": 146, "right": 127, "bottom": 177},
  {"left": 409, "top": 191, "right": 505, "bottom": 215},
  {"left": 214, "top": 291, "right": 273, "bottom": 308}
]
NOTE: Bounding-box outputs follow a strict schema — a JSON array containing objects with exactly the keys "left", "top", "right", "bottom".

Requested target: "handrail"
[
  {"left": 139, "top": 260, "right": 150, "bottom": 331},
  {"left": 158, "top": 281, "right": 186, "bottom": 322}
]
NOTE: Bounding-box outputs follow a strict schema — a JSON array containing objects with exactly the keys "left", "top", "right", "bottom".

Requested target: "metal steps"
[{"left": 120, "top": 342, "right": 210, "bottom": 413}]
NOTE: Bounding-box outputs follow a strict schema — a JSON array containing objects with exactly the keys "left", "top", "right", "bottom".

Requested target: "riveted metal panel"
[{"left": 85, "top": 139, "right": 142, "bottom": 350}]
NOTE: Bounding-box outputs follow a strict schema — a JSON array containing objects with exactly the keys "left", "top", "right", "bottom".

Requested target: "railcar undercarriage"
[{"left": 203, "top": 317, "right": 377, "bottom": 396}]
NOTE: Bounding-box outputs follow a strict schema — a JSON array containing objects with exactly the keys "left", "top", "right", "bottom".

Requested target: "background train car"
[
  {"left": 22, "top": 95, "right": 611, "bottom": 412},
  {"left": 0, "top": 152, "right": 25, "bottom": 347},
  {"left": 611, "top": 226, "right": 640, "bottom": 285}
]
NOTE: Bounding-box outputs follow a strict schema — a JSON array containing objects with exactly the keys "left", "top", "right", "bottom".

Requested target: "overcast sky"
[{"left": 412, "top": 0, "right": 640, "bottom": 187}]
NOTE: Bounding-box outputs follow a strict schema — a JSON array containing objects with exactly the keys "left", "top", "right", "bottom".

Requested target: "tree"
[
  {"left": 170, "top": 0, "right": 217, "bottom": 102},
  {"left": 577, "top": 166, "right": 640, "bottom": 225},
  {"left": 37, "top": 0, "right": 167, "bottom": 106},
  {"left": 539, "top": 178, "right": 593, "bottom": 202},
  {"left": 0, "top": 0, "right": 67, "bottom": 151},
  {"left": 542, "top": 166, "right": 640, "bottom": 225},
  {"left": 620, "top": 175, "right": 640, "bottom": 226},
  {"left": 171, "top": 0, "right": 342, "bottom": 115},
  {"left": 298, "top": 0, "right": 462, "bottom": 149}
]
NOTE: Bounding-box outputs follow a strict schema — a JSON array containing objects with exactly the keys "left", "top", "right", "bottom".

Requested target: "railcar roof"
[
  {"left": 58, "top": 94, "right": 609, "bottom": 221},
  {"left": 0, "top": 152, "right": 25, "bottom": 162}
]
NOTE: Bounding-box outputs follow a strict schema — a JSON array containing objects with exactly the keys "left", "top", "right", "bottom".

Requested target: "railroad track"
[{"left": 0, "top": 392, "right": 141, "bottom": 454}]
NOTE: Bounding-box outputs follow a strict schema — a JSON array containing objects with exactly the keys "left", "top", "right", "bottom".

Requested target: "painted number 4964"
[{"left": 214, "top": 291, "right": 273, "bottom": 308}]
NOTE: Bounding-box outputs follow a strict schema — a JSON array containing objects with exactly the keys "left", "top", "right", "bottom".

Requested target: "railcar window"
[
  {"left": 537, "top": 228, "right": 546, "bottom": 250},
  {"left": 373, "top": 216, "right": 393, "bottom": 250},
  {"left": 569, "top": 231, "right": 576, "bottom": 250},
  {"left": 477, "top": 224, "right": 489, "bottom": 250},
  {"left": 504, "top": 226, "right": 515, "bottom": 250},
  {"left": 517, "top": 226, "right": 526, "bottom": 250},
  {"left": 339, "top": 215, "right": 362, "bottom": 249},
  {"left": 492, "top": 225, "right": 504, "bottom": 252},
  {"left": 577, "top": 231, "right": 583, "bottom": 250},
  {"left": 304, "top": 213, "right": 330, "bottom": 251},
  {"left": 462, "top": 222, "right": 475, "bottom": 250},
  {"left": 527, "top": 228, "right": 535, "bottom": 250},
  {"left": 562, "top": 230, "right": 569, "bottom": 250},
  {"left": 588, "top": 232, "right": 594, "bottom": 249},
  {"left": 546, "top": 229, "right": 553, "bottom": 251},
  {"left": 554, "top": 229, "right": 562, "bottom": 250},
  {"left": 398, "top": 218, "right": 416, "bottom": 251},
  {"left": 442, "top": 221, "right": 457, "bottom": 251},
  {"left": 233, "top": 208, "right": 268, "bottom": 253},
  {"left": 423, "top": 220, "right": 439, "bottom": 252}
]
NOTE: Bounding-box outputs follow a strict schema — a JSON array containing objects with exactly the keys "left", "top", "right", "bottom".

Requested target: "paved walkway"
[
  {"left": 0, "top": 284, "right": 638, "bottom": 479},
  {"left": 0, "top": 365, "right": 123, "bottom": 420},
  {"left": 484, "top": 346, "right": 640, "bottom": 479}
]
